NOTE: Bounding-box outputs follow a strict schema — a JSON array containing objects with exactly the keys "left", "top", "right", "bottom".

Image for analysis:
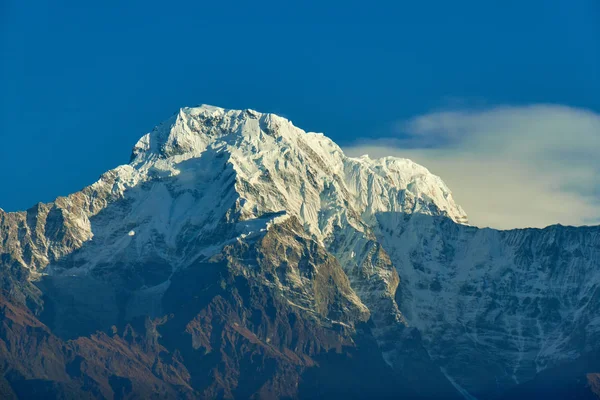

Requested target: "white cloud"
[{"left": 344, "top": 104, "right": 600, "bottom": 229}]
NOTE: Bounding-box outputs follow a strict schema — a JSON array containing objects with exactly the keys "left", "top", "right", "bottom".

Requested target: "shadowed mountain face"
[
  {"left": 0, "top": 105, "right": 599, "bottom": 399},
  {"left": 0, "top": 217, "right": 457, "bottom": 399},
  {"left": 376, "top": 213, "right": 600, "bottom": 398}
]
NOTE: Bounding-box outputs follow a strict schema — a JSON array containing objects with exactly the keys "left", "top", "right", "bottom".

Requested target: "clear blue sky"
[{"left": 1, "top": 1, "right": 598, "bottom": 211}]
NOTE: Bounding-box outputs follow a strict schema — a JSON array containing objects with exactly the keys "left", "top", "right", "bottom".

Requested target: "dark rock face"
[
  {"left": 0, "top": 215, "right": 460, "bottom": 399},
  {"left": 0, "top": 292, "right": 192, "bottom": 400},
  {"left": 493, "top": 351, "right": 600, "bottom": 399}
]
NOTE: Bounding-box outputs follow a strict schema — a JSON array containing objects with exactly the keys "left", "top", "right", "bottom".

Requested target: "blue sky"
[{"left": 1, "top": 1, "right": 599, "bottom": 226}]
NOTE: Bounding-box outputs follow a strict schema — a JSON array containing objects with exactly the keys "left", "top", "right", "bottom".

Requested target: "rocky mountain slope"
[
  {"left": 378, "top": 214, "right": 600, "bottom": 397},
  {"left": 0, "top": 105, "right": 598, "bottom": 399}
]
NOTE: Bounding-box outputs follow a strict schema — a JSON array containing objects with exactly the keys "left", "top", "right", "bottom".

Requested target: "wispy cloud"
[{"left": 344, "top": 104, "right": 600, "bottom": 229}]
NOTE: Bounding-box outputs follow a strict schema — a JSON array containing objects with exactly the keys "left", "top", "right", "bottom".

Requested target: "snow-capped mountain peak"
[
  {"left": 1, "top": 105, "right": 468, "bottom": 308},
  {"left": 126, "top": 104, "right": 468, "bottom": 234},
  {"left": 2, "top": 105, "right": 599, "bottom": 399}
]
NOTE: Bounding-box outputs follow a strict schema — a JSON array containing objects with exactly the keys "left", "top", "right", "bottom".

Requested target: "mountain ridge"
[{"left": 0, "top": 105, "right": 598, "bottom": 399}]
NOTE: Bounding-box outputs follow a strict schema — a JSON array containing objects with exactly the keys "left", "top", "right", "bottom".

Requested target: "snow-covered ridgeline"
[
  {"left": 126, "top": 105, "right": 468, "bottom": 237},
  {"left": 23, "top": 104, "right": 466, "bottom": 274}
]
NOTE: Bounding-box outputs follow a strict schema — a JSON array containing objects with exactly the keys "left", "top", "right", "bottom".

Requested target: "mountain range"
[{"left": 1, "top": 105, "right": 599, "bottom": 399}]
